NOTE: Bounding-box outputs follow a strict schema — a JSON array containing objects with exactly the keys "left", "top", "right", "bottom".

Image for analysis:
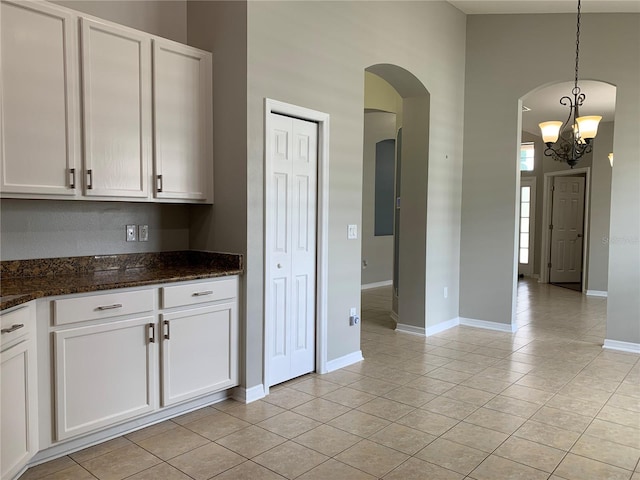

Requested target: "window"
[
  {"left": 374, "top": 139, "right": 395, "bottom": 236},
  {"left": 519, "top": 185, "right": 531, "bottom": 264},
  {"left": 520, "top": 142, "right": 534, "bottom": 171}
]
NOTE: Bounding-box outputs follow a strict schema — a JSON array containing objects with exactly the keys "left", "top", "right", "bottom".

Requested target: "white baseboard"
[
  {"left": 233, "top": 384, "right": 265, "bottom": 404},
  {"left": 459, "top": 317, "right": 518, "bottom": 333},
  {"left": 361, "top": 280, "right": 393, "bottom": 290},
  {"left": 325, "top": 351, "right": 364, "bottom": 372},
  {"left": 425, "top": 317, "right": 460, "bottom": 336},
  {"left": 395, "top": 323, "right": 425, "bottom": 336},
  {"left": 31, "top": 390, "right": 229, "bottom": 465},
  {"left": 586, "top": 290, "right": 608, "bottom": 297},
  {"left": 603, "top": 339, "right": 640, "bottom": 354},
  {"left": 390, "top": 311, "right": 398, "bottom": 323}
]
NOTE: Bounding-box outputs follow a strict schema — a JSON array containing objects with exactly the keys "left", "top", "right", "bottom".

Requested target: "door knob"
[
  {"left": 577, "top": 234, "right": 583, "bottom": 238},
  {"left": 277, "top": 263, "right": 282, "bottom": 269}
]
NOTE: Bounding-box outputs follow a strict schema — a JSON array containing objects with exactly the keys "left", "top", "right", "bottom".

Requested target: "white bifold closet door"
[{"left": 266, "top": 113, "right": 318, "bottom": 387}]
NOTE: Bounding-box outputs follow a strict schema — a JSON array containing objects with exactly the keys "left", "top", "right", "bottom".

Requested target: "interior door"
[
  {"left": 549, "top": 176, "right": 585, "bottom": 285},
  {"left": 266, "top": 113, "right": 317, "bottom": 387}
]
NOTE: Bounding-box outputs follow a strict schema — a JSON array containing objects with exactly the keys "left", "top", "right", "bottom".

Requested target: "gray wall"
[
  {"left": 362, "top": 112, "right": 395, "bottom": 286},
  {"left": 1, "top": 0, "right": 190, "bottom": 261},
  {"left": 52, "top": 0, "right": 187, "bottom": 43},
  {"left": 461, "top": 13, "right": 639, "bottom": 345},
  {"left": 588, "top": 121, "right": 614, "bottom": 293},
  {"left": 0, "top": 200, "right": 189, "bottom": 259},
  {"left": 186, "top": 0, "right": 248, "bottom": 382},
  {"left": 239, "top": 1, "right": 465, "bottom": 386}
]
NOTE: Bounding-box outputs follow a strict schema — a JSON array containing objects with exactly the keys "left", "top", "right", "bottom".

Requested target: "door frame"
[
  {"left": 263, "top": 98, "right": 330, "bottom": 395},
  {"left": 540, "top": 167, "right": 591, "bottom": 289}
]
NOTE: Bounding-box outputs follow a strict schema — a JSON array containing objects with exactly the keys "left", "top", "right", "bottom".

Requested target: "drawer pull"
[
  {"left": 164, "top": 320, "right": 170, "bottom": 340},
  {"left": 192, "top": 291, "right": 213, "bottom": 297},
  {"left": 149, "top": 323, "right": 155, "bottom": 343},
  {"left": 1, "top": 323, "right": 24, "bottom": 334},
  {"left": 96, "top": 304, "right": 123, "bottom": 311}
]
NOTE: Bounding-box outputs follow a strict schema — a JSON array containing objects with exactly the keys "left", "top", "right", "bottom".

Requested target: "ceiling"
[
  {"left": 447, "top": 1, "right": 640, "bottom": 14},
  {"left": 521, "top": 80, "right": 616, "bottom": 135}
]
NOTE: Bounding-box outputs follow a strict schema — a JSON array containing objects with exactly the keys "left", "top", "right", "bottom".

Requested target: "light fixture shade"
[
  {"left": 539, "top": 121, "right": 563, "bottom": 144},
  {"left": 608, "top": 152, "right": 614, "bottom": 167},
  {"left": 576, "top": 115, "right": 602, "bottom": 140}
]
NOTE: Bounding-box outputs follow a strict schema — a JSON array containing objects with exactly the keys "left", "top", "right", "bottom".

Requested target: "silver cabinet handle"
[
  {"left": 192, "top": 291, "right": 213, "bottom": 297},
  {"left": 1, "top": 323, "right": 24, "bottom": 334},
  {"left": 163, "top": 320, "right": 170, "bottom": 340},
  {"left": 69, "top": 168, "right": 76, "bottom": 189},
  {"left": 149, "top": 323, "right": 155, "bottom": 343},
  {"left": 96, "top": 304, "right": 123, "bottom": 311},
  {"left": 86, "top": 169, "right": 93, "bottom": 190},
  {"left": 157, "top": 175, "right": 163, "bottom": 193}
]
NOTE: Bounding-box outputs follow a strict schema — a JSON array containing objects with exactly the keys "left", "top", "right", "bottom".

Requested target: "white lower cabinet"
[
  {"left": 161, "top": 302, "right": 238, "bottom": 406},
  {"left": 48, "top": 277, "right": 239, "bottom": 444},
  {"left": 1, "top": 303, "right": 38, "bottom": 480},
  {"left": 53, "top": 316, "right": 157, "bottom": 441}
]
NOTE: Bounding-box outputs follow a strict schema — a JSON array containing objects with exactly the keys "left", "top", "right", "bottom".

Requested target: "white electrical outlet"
[
  {"left": 348, "top": 224, "right": 358, "bottom": 240},
  {"left": 139, "top": 225, "right": 149, "bottom": 242},
  {"left": 126, "top": 225, "right": 137, "bottom": 242}
]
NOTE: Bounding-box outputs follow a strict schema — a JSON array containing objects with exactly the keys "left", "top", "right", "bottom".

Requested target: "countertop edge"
[{"left": 0, "top": 269, "right": 243, "bottom": 311}]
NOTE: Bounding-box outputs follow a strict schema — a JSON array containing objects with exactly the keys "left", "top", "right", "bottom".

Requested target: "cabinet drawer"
[
  {"left": 54, "top": 289, "right": 154, "bottom": 325},
  {"left": 1, "top": 304, "right": 32, "bottom": 347},
  {"left": 161, "top": 277, "right": 237, "bottom": 309}
]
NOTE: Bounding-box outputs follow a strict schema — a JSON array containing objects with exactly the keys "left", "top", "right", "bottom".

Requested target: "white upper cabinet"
[
  {"left": 0, "top": 0, "right": 80, "bottom": 196},
  {"left": 153, "top": 40, "right": 212, "bottom": 202},
  {"left": 81, "top": 18, "right": 151, "bottom": 198},
  {"left": 1, "top": 2, "right": 212, "bottom": 203}
]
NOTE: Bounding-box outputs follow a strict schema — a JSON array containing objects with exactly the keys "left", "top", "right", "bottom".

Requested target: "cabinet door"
[
  {"left": 0, "top": 0, "right": 80, "bottom": 196},
  {"left": 161, "top": 302, "right": 238, "bottom": 407},
  {"left": 153, "top": 40, "right": 212, "bottom": 202},
  {"left": 1, "top": 339, "right": 38, "bottom": 480},
  {"left": 81, "top": 18, "right": 151, "bottom": 198},
  {"left": 54, "top": 316, "right": 157, "bottom": 440}
]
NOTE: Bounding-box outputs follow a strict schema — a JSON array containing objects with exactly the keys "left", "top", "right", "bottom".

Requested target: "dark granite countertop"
[{"left": 0, "top": 251, "right": 243, "bottom": 311}]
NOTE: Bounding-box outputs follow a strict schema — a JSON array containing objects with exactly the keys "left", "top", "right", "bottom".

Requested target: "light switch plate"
[
  {"left": 139, "top": 225, "right": 149, "bottom": 242},
  {"left": 348, "top": 224, "right": 358, "bottom": 240},
  {"left": 126, "top": 225, "right": 137, "bottom": 242}
]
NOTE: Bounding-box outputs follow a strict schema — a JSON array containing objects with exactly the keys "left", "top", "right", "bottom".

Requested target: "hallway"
[{"left": 20, "top": 282, "right": 639, "bottom": 480}]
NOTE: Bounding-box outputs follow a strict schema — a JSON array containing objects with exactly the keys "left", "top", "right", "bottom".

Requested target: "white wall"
[
  {"left": 362, "top": 112, "right": 396, "bottom": 286},
  {"left": 461, "top": 13, "right": 639, "bottom": 345},
  {"left": 1, "top": 0, "right": 190, "bottom": 261},
  {"left": 243, "top": 1, "right": 466, "bottom": 386}
]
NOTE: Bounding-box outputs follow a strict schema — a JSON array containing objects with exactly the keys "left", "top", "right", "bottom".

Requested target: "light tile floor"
[{"left": 20, "top": 278, "right": 640, "bottom": 480}]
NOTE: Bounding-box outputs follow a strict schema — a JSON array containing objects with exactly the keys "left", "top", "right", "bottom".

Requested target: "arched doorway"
[
  {"left": 362, "top": 64, "right": 431, "bottom": 335},
  {"left": 515, "top": 79, "right": 616, "bottom": 329}
]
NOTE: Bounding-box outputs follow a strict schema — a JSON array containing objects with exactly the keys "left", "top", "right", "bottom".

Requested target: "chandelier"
[{"left": 538, "top": 0, "right": 601, "bottom": 168}]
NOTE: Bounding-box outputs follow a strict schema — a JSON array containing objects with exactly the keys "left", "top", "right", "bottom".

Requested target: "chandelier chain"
[{"left": 574, "top": 0, "right": 581, "bottom": 90}]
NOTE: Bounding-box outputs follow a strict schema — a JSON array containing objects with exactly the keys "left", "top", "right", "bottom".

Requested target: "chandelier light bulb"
[
  {"left": 576, "top": 115, "right": 602, "bottom": 141},
  {"left": 539, "top": 121, "right": 563, "bottom": 145}
]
